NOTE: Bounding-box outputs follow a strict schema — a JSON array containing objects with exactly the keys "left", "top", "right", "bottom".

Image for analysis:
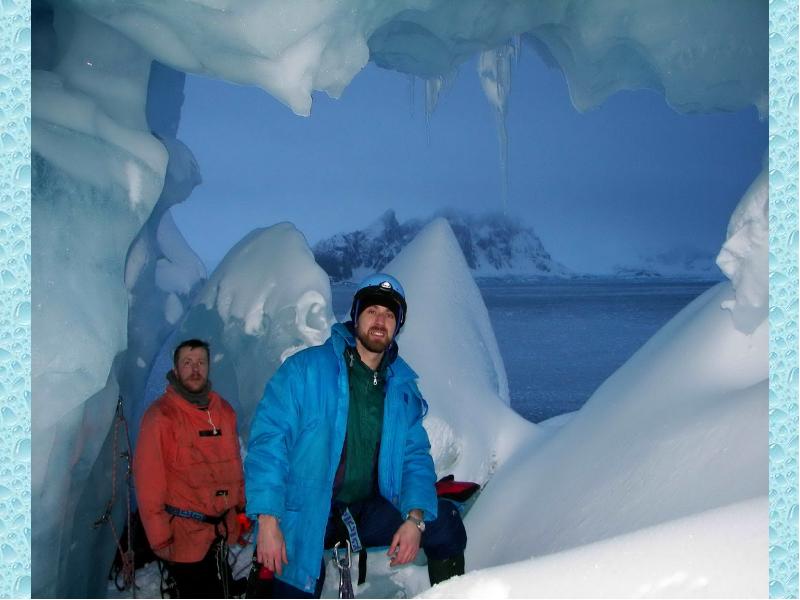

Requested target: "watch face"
[{"left": 408, "top": 515, "right": 425, "bottom": 532}]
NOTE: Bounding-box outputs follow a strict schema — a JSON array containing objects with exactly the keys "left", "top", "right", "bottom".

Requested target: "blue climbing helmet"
[{"left": 350, "top": 273, "right": 408, "bottom": 331}]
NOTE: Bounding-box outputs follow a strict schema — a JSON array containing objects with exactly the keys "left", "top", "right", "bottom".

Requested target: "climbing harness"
[
  {"left": 332, "top": 540, "right": 354, "bottom": 599},
  {"left": 164, "top": 504, "right": 229, "bottom": 525}
]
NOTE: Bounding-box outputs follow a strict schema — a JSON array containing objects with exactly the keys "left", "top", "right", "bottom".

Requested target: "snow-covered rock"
[
  {"left": 314, "top": 209, "right": 569, "bottom": 281},
  {"left": 613, "top": 247, "right": 724, "bottom": 280}
]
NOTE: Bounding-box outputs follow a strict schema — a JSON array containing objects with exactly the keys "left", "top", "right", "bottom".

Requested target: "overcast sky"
[{"left": 173, "top": 47, "right": 767, "bottom": 274}]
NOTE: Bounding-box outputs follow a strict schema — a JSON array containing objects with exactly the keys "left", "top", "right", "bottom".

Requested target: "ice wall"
[
  {"left": 122, "top": 140, "right": 206, "bottom": 444},
  {"left": 31, "top": 6, "right": 169, "bottom": 597}
]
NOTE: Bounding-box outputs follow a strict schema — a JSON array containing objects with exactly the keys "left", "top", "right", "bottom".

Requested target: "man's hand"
[
  {"left": 387, "top": 520, "right": 422, "bottom": 567},
  {"left": 257, "top": 514, "right": 288, "bottom": 575}
]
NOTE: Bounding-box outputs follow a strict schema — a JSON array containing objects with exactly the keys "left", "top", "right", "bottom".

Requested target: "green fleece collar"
[{"left": 330, "top": 321, "right": 418, "bottom": 383}]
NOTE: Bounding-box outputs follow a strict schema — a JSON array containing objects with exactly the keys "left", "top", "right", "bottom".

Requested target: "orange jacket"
[{"left": 133, "top": 385, "right": 245, "bottom": 563}]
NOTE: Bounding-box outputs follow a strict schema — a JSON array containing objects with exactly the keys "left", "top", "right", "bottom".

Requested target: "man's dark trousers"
[
  {"left": 167, "top": 537, "right": 234, "bottom": 598},
  {"left": 266, "top": 495, "right": 467, "bottom": 598}
]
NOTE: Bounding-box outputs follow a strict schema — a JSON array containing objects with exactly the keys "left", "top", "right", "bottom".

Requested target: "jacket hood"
[{"left": 330, "top": 322, "right": 417, "bottom": 383}]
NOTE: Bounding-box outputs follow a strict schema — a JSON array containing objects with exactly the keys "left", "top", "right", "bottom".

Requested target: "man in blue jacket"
[{"left": 245, "top": 273, "right": 467, "bottom": 597}]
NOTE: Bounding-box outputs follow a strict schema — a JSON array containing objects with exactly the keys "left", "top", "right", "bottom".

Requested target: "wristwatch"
[{"left": 405, "top": 513, "right": 426, "bottom": 533}]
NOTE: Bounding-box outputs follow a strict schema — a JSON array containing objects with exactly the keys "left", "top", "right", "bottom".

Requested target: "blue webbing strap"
[
  {"left": 339, "top": 507, "right": 363, "bottom": 552},
  {"left": 164, "top": 504, "right": 226, "bottom": 525}
]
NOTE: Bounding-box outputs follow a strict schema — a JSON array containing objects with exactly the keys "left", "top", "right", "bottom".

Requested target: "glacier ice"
[
  {"left": 716, "top": 167, "right": 769, "bottom": 334},
  {"left": 122, "top": 140, "right": 206, "bottom": 449},
  {"left": 30, "top": 0, "right": 768, "bottom": 597},
  {"left": 67, "top": 0, "right": 766, "bottom": 117},
  {"left": 168, "top": 222, "right": 335, "bottom": 434}
]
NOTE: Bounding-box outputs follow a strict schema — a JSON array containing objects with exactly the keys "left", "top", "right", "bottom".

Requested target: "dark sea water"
[{"left": 333, "top": 279, "right": 717, "bottom": 423}]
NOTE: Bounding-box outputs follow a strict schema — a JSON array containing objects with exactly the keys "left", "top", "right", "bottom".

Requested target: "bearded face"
[
  {"left": 355, "top": 304, "right": 397, "bottom": 354},
  {"left": 174, "top": 346, "right": 209, "bottom": 392}
]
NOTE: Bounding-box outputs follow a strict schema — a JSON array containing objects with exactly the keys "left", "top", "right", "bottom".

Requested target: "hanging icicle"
[
  {"left": 423, "top": 71, "right": 458, "bottom": 146},
  {"left": 478, "top": 39, "right": 519, "bottom": 213},
  {"left": 425, "top": 77, "right": 443, "bottom": 146},
  {"left": 408, "top": 74, "right": 416, "bottom": 119}
]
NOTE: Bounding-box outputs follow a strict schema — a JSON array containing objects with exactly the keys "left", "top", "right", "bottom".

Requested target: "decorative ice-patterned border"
[
  {"left": 2, "top": 2, "right": 795, "bottom": 600},
  {"left": 768, "top": 1, "right": 799, "bottom": 598},
  {"left": 0, "top": 0, "right": 31, "bottom": 598}
]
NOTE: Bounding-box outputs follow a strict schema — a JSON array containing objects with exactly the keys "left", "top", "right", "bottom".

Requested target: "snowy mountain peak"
[{"left": 314, "top": 209, "right": 570, "bottom": 281}]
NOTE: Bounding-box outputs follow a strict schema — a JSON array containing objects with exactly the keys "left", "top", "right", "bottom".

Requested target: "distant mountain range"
[
  {"left": 612, "top": 248, "right": 723, "bottom": 280},
  {"left": 313, "top": 209, "right": 570, "bottom": 281}
]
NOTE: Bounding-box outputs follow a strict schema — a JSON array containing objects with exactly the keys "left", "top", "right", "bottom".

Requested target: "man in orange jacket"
[{"left": 134, "top": 339, "right": 245, "bottom": 598}]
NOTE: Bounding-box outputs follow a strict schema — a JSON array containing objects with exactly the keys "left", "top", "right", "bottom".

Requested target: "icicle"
[
  {"left": 408, "top": 74, "right": 416, "bottom": 119},
  {"left": 478, "top": 40, "right": 517, "bottom": 214},
  {"left": 424, "top": 77, "right": 443, "bottom": 146},
  {"left": 424, "top": 71, "right": 458, "bottom": 146}
]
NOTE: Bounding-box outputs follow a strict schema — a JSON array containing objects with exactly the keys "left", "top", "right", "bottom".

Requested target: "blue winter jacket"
[{"left": 245, "top": 322, "right": 438, "bottom": 592}]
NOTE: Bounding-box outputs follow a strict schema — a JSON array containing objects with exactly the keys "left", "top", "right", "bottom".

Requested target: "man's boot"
[{"left": 427, "top": 554, "right": 465, "bottom": 585}]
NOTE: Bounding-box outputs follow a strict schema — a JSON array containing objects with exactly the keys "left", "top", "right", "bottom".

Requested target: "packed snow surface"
[
  {"left": 30, "top": 1, "right": 767, "bottom": 597},
  {"left": 423, "top": 498, "right": 766, "bottom": 598}
]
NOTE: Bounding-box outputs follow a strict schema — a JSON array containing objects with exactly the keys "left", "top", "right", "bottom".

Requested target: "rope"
[{"left": 96, "top": 396, "right": 136, "bottom": 596}]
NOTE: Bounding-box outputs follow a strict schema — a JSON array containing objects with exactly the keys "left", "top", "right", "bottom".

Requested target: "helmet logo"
[{"left": 380, "top": 281, "right": 393, "bottom": 290}]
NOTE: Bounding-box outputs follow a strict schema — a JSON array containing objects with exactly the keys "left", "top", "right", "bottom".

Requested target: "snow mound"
[
  {"left": 425, "top": 497, "right": 766, "bottom": 598},
  {"left": 456, "top": 275, "right": 767, "bottom": 592},
  {"left": 386, "top": 218, "right": 536, "bottom": 484}
]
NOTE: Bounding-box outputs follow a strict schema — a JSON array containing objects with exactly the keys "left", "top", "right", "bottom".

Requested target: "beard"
[
  {"left": 356, "top": 326, "right": 392, "bottom": 354},
  {"left": 179, "top": 373, "right": 208, "bottom": 393}
]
